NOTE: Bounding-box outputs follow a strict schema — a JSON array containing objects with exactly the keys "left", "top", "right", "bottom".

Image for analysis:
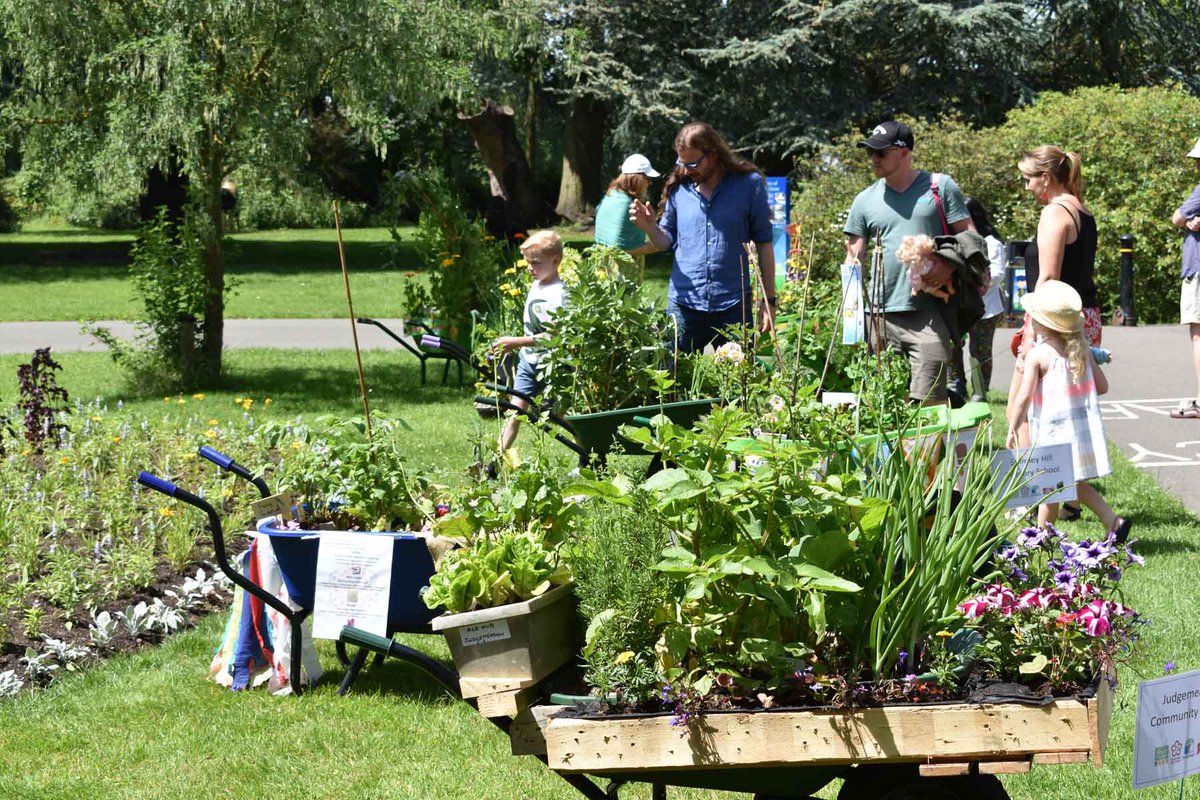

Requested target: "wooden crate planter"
[
  {"left": 431, "top": 583, "right": 579, "bottom": 699},
  {"left": 540, "top": 676, "right": 1112, "bottom": 774}
]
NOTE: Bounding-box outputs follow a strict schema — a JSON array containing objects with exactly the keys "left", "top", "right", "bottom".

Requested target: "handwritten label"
[
  {"left": 460, "top": 620, "right": 512, "bottom": 648},
  {"left": 251, "top": 491, "right": 293, "bottom": 522}
]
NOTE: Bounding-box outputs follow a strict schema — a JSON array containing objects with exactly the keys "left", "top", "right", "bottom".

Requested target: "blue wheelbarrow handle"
[
  {"left": 198, "top": 447, "right": 271, "bottom": 498},
  {"left": 134, "top": 469, "right": 310, "bottom": 694}
]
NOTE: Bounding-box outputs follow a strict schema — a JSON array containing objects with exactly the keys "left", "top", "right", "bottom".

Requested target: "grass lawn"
[{"left": 0, "top": 220, "right": 673, "bottom": 322}]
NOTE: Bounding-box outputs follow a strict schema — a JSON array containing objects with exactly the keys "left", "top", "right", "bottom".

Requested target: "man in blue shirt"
[
  {"left": 1170, "top": 136, "right": 1200, "bottom": 419},
  {"left": 630, "top": 122, "right": 776, "bottom": 353}
]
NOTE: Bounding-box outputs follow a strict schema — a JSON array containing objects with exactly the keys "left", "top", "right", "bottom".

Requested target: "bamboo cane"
[{"left": 333, "top": 201, "right": 373, "bottom": 440}]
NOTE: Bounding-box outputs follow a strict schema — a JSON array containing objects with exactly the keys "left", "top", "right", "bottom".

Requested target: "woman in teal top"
[{"left": 594, "top": 154, "right": 661, "bottom": 258}]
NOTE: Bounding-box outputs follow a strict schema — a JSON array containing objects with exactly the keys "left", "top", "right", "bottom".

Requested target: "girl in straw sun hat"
[{"left": 1006, "top": 280, "right": 1132, "bottom": 543}]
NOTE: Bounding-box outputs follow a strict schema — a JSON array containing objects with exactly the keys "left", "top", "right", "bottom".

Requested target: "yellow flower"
[
  {"left": 264, "top": 398, "right": 272, "bottom": 405},
  {"left": 90, "top": 415, "right": 103, "bottom": 422},
  {"left": 192, "top": 393, "right": 205, "bottom": 400},
  {"left": 112, "top": 436, "right": 121, "bottom": 444},
  {"left": 183, "top": 452, "right": 198, "bottom": 461},
  {"left": 205, "top": 429, "right": 218, "bottom": 438},
  {"left": 484, "top": 234, "right": 496, "bottom": 241},
  {"left": 177, "top": 398, "right": 186, "bottom": 405},
  {"left": 241, "top": 399, "right": 254, "bottom": 410},
  {"left": 291, "top": 441, "right": 303, "bottom": 450},
  {"left": 614, "top": 651, "right": 635, "bottom": 665},
  {"left": 499, "top": 283, "right": 513, "bottom": 292},
  {"left": 163, "top": 397, "right": 171, "bottom": 403},
  {"left": 935, "top": 630, "right": 953, "bottom": 639},
  {"left": 504, "top": 267, "right": 516, "bottom": 275},
  {"left": 516, "top": 258, "right": 528, "bottom": 268},
  {"left": 234, "top": 397, "right": 243, "bottom": 404},
  {"left": 221, "top": 487, "right": 234, "bottom": 498},
  {"left": 508, "top": 288, "right": 522, "bottom": 297},
  {"left": 159, "top": 507, "right": 175, "bottom": 518},
  {"left": 440, "top": 257, "right": 456, "bottom": 267},
  {"left": 60, "top": 456, "right": 70, "bottom": 464},
  {"left": 208, "top": 419, "right": 219, "bottom": 426}
]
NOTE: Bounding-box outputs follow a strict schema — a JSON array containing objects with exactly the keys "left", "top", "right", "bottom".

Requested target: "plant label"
[
  {"left": 460, "top": 620, "right": 511, "bottom": 648},
  {"left": 1134, "top": 669, "right": 1200, "bottom": 788},
  {"left": 251, "top": 491, "right": 293, "bottom": 523},
  {"left": 821, "top": 391, "right": 857, "bottom": 407},
  {"left": 839, "top": 263, "right": 865, "bottom": 344},
  {"left": 990, "top": 443, "right": 1077, "bottom": 509},
  {"left": 311, "top": 530, "right": 393, "bottom": 640}
]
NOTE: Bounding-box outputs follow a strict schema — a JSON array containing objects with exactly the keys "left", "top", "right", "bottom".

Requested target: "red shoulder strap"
[{"left": 929, "top": 173, "right": 949, "bottom": 235}]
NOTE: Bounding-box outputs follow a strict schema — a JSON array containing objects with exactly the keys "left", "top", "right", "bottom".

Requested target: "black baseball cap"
[{"left": 857, "top": 121, "right": 914, "bottom": 151}]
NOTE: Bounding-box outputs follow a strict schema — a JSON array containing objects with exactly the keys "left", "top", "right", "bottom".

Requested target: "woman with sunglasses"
[{"left": 629, "top": 122, "right": 776, "bottom": 353}]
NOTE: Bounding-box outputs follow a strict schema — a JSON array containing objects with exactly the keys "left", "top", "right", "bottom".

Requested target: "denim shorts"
[{"left": 513, "top": 358, "right": 546, "bottom": 400}]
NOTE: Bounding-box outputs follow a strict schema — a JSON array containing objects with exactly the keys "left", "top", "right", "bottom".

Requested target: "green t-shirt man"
[{"left": 844, "top": 170, "right": 969, "bottom": 313}]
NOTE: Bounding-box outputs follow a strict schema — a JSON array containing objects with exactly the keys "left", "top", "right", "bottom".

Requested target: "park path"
[{"left": 5, "top": 317, "right": 1200, "bottom": 519}]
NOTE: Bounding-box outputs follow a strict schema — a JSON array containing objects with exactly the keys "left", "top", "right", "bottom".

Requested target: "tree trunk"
[
  {"left": 458, "top": 99, "right": 548, "bottom": 235},
  {"left": 197, "top": 135, "right": 226, "bottom": 384},
  {"left": 555, "top": 96, "right": 606, "bottom": 224}
]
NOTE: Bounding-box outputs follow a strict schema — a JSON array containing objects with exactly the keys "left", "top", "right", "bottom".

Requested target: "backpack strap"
[{"left": 929, "top": 172, "right": 950, "bottom": 235}]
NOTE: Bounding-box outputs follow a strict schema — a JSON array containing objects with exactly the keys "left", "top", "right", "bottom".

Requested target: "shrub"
[{"left": 792, "top": 85, "right": 1200, "bottom": 323}]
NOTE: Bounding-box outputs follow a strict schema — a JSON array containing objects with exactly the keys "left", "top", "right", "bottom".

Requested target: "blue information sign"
[{"left": 766, "top": 176, "right": 789, "bottom": 288}]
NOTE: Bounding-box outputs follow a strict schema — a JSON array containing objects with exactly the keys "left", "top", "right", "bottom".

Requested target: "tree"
[{"left": 0, "top": 0, "right": 491, "bottom": 380}]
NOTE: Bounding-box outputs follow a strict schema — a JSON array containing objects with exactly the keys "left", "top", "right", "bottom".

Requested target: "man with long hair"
[{"left": 630, "top": 122, "right": 776, "bottom": 352}]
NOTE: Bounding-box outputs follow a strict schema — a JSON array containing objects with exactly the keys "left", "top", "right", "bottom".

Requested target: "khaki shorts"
[
  {"left": 875, "top": 308, "right": 951, "bottom": 402},
  {"left": 1182, "top": 274, "right": 1200, "bottom": 325}
]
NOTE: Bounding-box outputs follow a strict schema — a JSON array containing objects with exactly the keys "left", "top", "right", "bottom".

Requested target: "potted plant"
[{"left": 422, "top": 458, "right": 583, "bottom": 693}]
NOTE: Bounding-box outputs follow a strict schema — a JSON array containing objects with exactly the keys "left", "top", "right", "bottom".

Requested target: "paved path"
[
  {"left": 990, "top": 322, "right": 1200, "bottom": 519},
  {"left": 0, "top": 318, "right": 412, "bottom": 354},
  {"left": 6, "top": 317, "right": 1200, "bottom": 518}
]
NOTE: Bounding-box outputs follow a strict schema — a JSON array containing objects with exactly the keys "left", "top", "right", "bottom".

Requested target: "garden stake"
[
  {"left": 790, "top": 231, "right": 817, "bottom": 408},
  {"left": 870, "top": 232, "right": 885, "bottom": 371},
  {"left": 333, "top": 201, "right": 373, "bottom": 440}
]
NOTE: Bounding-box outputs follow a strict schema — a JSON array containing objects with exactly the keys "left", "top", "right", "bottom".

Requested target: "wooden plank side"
[
  {"left": 544, "top": 700, "right": 1093, "bottom": 773},
  {"left": 1089, "top": 675, "right": 1114, "bottom": 769},
  {"left": 919, "top": 763, "right": 970, "bottom": 777},
  {"left": 510, "top": 705, "right": 572, "bottom": 757},
  {"left": 477, "top": 686, "right": 536, "bottom": 719},
  {"left": 1032, "top": 751, "right": 1091, "bottom": 765},
  {"left": 979, "top": 759, "right": 1033, "bottom": 774},
  {"left": 460, "top": 676, "right": 536, "bottom": 699}
]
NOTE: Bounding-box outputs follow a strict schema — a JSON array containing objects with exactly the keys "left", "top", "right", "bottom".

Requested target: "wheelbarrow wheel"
[{"left": 837, "top": 764, "right": 1010, "bottom": 800}]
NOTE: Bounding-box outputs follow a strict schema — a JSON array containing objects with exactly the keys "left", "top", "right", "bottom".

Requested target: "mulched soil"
[{"left": 0, "top": 535, "right": 248, "bottom": 682}]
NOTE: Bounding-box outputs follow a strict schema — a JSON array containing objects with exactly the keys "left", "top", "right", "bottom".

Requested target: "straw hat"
[{"left": 1023, "top": 280, "right": 1083, "bottom": 334}]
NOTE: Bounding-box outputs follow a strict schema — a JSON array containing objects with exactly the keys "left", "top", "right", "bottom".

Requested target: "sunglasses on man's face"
[
  {"left": 675, "top": 152, "right": 708, "bottom": 170},
  {"left": 867, "top": 148, "right": 896, "bottom": 159}
]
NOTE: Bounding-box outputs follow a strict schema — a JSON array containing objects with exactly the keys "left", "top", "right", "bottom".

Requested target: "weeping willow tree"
[{"left": 0, "top": 0, "right": 494, "bottom": 380}]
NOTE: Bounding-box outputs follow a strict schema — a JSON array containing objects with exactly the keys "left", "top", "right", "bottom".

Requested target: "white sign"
[
  {"left": 311, "top": 530, "right": 393, "bottom": 640},
  {"left": 821, "top": 391, "right": 857, "bottom": 408},
  {"left": 840, "top": 263, "right": 865, "bottom": 345},
  {"left": 1134, "top": 669, "right": 1200, "bottom": 789},
  {"left": 460, "top": 620, "right": 512, "bottom": 648},
  {"left": 990, "top": 443, "right": 1078, "bottom": 509}
]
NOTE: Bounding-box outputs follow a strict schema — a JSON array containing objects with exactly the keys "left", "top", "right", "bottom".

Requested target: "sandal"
[
  {"left": 1171, "top": 400, "right": 1200, "bottom": 420},
  {"left": 1060, "top": 502, "right": 1082, "bottom": 522},
  {"left": 1110, "top": 517, "right": 1133, "bottom": 546}
]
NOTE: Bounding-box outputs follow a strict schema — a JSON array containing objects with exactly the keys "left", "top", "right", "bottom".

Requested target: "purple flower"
[
  {"left": 1054, "top": 568, "right": 1077, "bottom": 593},
  {"left": 1017, "top": 526, "right": 1051, "bottom": 549},
  {"left": 898, "top": 650, "right": 908, "bottom": 669},
  {"left": 1165, "top": 661, "right": 1177, "bottom": 674},
  {"left": 1009, "top": 566, "right": 1030, "bottom": 582},
  {"left": 1125, "top": 549, "right": 1145, "bottom": 567},
  {"left": 998, "top": 544, "right": 1020, "bottom": 563}
]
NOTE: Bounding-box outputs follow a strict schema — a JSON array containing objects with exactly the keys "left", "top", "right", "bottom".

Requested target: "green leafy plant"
[
  {"left": 388, "top": 171, "right": 507, "bottom": 341},
  {"left": 571, "top": 406, "right": 873, "bottom": 696},
  {"left": 262, "top": 414, "right": 437, "bottom": 532},
  {"left": 543, "top": 244, "right": 671, "bottom": 414},
  {"left": 572, "top": 495, "right": 672, "bottom": 703},
  {"left": 421, "top": 529, "right": 569, "bottom": 614},
  {"left": 85, "top": 209, "right": 229, "bottom": 390}
]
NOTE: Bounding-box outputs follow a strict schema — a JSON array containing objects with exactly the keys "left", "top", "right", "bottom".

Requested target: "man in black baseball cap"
[
  {"left": 857, "top": 120, "right": 914, "bottom": 151},
  {"left": 844, "top": 119, "right": 975, "bottom": 405}
]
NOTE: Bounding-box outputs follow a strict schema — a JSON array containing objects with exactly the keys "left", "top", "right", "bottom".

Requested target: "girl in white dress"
[{"left": 1006, "top": 280, "right": 1131, "bottom": 542}]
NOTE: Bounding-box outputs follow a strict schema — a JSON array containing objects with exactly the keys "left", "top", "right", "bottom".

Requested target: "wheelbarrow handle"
[
  {"left": 137, "top": 471, "right": 203, "bottom": 506},
  {"left": 420, "top": 334, "right": 472, "bottom": 362},
  {"left": 134, "top": 469, "right": 309, "bottom": 694},
  {"left": 630, "top": 415, "right": 654, "bottom": 428},
  {"left": 484, "top": 381, "right": 536, "bottom": 405},
  {"left": 473, "top": 395, "right": 536, "bottom": 420},
  {"left": 198, "top": 446, "right": 271, "bottom": 498}
]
